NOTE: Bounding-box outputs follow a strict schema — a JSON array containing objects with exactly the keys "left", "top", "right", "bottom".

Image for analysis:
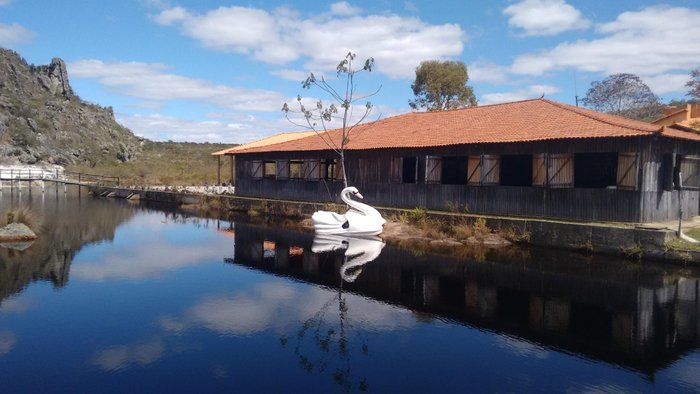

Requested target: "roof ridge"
[
  {"left": 542, "top": 99, "right": 661, "bottom": 133},
  {"left": 410, "top": 97, "right": 543, "bottom": 115}
]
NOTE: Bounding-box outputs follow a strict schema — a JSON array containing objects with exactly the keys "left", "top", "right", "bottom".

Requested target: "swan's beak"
[{"left": 356, "top": 192, "right": 364, "bottom": 199}]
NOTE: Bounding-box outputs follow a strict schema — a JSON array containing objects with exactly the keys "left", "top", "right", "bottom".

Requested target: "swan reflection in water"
[{"left": 311, "top": 234, "right": 385, "bottom": 282}]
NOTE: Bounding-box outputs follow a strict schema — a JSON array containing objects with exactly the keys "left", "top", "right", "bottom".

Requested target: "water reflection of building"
[
  {"left": 0, "top": 189, "right": 138, "bottom": 302},
  {"left": 229, "top": 222, "right": 700, "bottom": 375}
]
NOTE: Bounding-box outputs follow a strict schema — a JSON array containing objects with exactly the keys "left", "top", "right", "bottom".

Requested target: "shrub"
[
  {"left": 4, "top": 206, "right": 42, "bottom": 232},
  {"left": 400, "top": 207, "right": 428, "bottom": 225}
]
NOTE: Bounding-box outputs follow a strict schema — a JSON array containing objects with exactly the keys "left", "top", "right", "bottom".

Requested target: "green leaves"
[{"left": 409, "top": 60, "right": 477, "bottom": 111}]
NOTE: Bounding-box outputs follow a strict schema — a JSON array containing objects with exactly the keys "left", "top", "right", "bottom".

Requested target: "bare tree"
[
  {"left": 687, "top": 69, "right": 700, "bottom": 100},
  {"left": 282, "top": 52, "right": 380, "bottom": 189},
  {"left": 581, "top": 73, "right": 663, "bottom": 121}
]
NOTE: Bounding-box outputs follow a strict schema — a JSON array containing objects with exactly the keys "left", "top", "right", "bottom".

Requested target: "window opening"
[
  {"left": 574, "top": 152, "right": 617, "bottom": 188},
  {"left": 441, "top": 156, "right": 468, "bottom": 185},
  {"left": 500, "top": 154, "right": 533, "bottom": 186},
  {"left": 402, "top": 157, "right": 417, "bottom": 183}
]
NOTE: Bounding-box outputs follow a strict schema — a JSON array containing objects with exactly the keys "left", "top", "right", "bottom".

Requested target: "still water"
[{"left": 1, "top": 187, "right": 700, "bottom": 392}]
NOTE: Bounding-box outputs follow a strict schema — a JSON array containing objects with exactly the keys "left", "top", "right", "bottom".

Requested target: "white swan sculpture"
[
  {"left": 312, "top": 186, "right": 386, "bottom": 236},
  {"left": 311, "top": 234, "right": 385, "bottom": 282}
]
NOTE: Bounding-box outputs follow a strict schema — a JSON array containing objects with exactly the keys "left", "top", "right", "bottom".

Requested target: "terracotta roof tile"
[
  {"left": 211, "top": 130, "right": 321, "bottom": 155},
  {"left": 222, "top": 99, "right": 700, "bottom": 155}
]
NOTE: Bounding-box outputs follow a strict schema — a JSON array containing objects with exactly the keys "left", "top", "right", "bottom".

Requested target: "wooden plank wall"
[{"left": 234, "top": 137, "right": 700, "bottom": 222}]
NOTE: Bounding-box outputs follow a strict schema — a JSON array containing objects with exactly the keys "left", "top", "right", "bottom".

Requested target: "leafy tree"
[
  {"left": 581, "top": 73, "right": 663, "bottom": 121},
  {"left": 282, "top": 52, "right": 379, "bottom": 189},
  {"left": 409, "top": 60, "right": 477, "bottom": 111},
  {"left": 687, "top": 69, "right": 700, "bottom": 100}
]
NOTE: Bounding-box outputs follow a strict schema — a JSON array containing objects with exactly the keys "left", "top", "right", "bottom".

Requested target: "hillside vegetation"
[
  {"left": 0, "top": 48, "right": 237, "bottom": 185},
  {"left": 0, "top": 48, "right": 141, "bottom": 166},
  {"left": 69, "top": 141, "right": 233, "bottom": 186}
]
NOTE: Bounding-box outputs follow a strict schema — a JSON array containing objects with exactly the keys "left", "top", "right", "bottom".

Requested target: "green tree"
[
  {"left": 409, "top": 60, "right": 477, "bottom": 111},
  {"left": 581, "top": 73, "right": 663, "bottom": 121},
  {"left": 687, "top": 69, "right": 700, "bottom": 100},
  {"left": 282, "top": 52, "right": 379, "bottom": 189}
]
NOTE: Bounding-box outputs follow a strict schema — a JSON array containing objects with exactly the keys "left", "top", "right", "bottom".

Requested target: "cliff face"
[{"left": 0, "top": 48, "right": 142, "bottom": 166}]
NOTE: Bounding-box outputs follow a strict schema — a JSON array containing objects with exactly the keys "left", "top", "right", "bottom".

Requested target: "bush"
[
  {"left": 400, "top": 207, "right": 428, "bottom": 225},
  {"left": 4, "top": 206, "right": 42, "bottom": 232}
]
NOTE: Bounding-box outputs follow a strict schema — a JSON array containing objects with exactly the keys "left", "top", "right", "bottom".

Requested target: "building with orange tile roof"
[
  {"left": 216, "top": 99, "right": 700, "bottom": 222},
  {"left": 652, "top": 104, "right": 700, "bottom": 131}
]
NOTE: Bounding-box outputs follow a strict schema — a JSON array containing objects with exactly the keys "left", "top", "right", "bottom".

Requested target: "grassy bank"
[{"left": 69, "top": 141, "right": 232, "bottom": 186}]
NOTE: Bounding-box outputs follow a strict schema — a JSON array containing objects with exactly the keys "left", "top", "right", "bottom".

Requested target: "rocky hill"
[{"left": 0, "top": 48, "right": 142, "bottom": 166}]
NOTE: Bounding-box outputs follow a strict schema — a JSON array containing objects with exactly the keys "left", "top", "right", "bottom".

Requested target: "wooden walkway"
[{"left": 0, "top": 168, "right": 119, "bottom": 188}]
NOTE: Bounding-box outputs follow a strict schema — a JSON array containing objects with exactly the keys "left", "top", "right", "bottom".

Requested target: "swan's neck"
[{"left": 341, "top": 190, "right": 371, "bottom": 215}]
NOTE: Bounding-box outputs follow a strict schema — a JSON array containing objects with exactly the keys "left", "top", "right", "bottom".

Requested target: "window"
[
  {"left": 425, "top": 156, "right": 441, "bottom": 184},
  {"left": 467, "top": 156, "right": 481, "bottom": 185},
  {"left": 500, "top": 155, "right": 532, "bottom": 186},
  {"left": 263, "top": 240, "right": 276, "bottom": 263},
  {"left": 289, "top": 160, "right": 304, "bottom": 179},
  {"left": 680, "top": 157, "right": 700, "bottom": 189},
  {"left": 322, "top": 159, "right": 339, "bottom": 181},
  {"left": 263, "top": 161, "right": 276, "bottom": 179},
  {"left": 276, "top": 159, "right": 290, "bottom": 180},
  {"left": 305, "top": 159, "right": 320, "bottom": 181},
  {"left": 441, "top": 156, "right": 468, "bottom": 185},
  {"left": 574, "top": 152, "right": 617, "bottom": 188},
  {"left": 251, "top": 160, "right": 263, "bottom": 180},
  {"left": 481, "top": 155, "right": 500, "bottom": 185},
  {"left": 532, "top": 154, "right": 546, "bottom": 187},
  {"left": 467, "top": 155, "right": 500, "bottom": 186},
  {"left": 616, "top": 152, "right": 639, "bottom": 190},
  {"left": 548, "top": 153, "right": 573, "bottom": 188},
  {"left": 402, "top": 157, "right": 417, "bottom": 183}
]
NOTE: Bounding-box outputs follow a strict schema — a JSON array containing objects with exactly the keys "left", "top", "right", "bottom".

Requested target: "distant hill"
[
  {"left": 73, "top": 140, "right": 234, "bottom": 186},
  {"left": 0, "top": 48, "right": 142, "bottom": 166}
]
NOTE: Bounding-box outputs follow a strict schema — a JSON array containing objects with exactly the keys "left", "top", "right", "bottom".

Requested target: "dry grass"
[
  {"left": 4, "top": 206, "right": 42, "bottom": 233},
  {"left": 69, "top": 141, "right": 232, "bottom": 186},
  {"left": 397, "top": 207, "right": 498, "bottom": 242}
]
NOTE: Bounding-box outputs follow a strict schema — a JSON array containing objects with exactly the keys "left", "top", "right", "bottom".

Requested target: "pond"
[{"left": 1, "top": 187, "right": 699, "bottom": 392}]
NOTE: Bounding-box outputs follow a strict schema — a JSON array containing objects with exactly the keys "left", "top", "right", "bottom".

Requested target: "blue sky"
[{"left": 1, "top": 0, "right": 699, "bottom": 143}]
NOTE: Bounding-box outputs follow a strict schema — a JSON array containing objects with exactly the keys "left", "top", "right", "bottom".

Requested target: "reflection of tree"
[
  {"left": 0, "top": 190, "right": 138, "bottom": 302},
  {"left": 282, "top": 252, "right": 370, "bottom": 392}
]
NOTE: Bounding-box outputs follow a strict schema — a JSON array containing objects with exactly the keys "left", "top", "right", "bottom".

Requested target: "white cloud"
[
  {"left": 329, "top": 2, "right": 361, "bottom": 16},
  {"left": 0, "top": 0, "right": 11, "bottom": 6},
  {"left": 71, "top": 216, "right": 232, "bottom": 280},
  {"left": 127, "top": 101, "right": 165, "bottom": 110},
  {"left": 159, "top": 281, "right": 416, "bottom": 337},
  {"left": 468, "top": 61, "right": 512, "bottom": 84},
  {"left": 152, "top": 4, "right": 465, "bottom": 78},
  {"left": 270, "top": 69, "right": 309, "bottom": 82},
  {"left": 117, "top": 113, "right": 273, "bottom": 143},
  {"left": 92, "top": 340, "right": 165, "bottom": 372},
  {"left": 481, "top": 84, "right": 559, "bottom": 104},
  {"left": 511, "top": 6, "right": 700, "bottom": 77},
  {"left": 68, "top": 60, "right": 286, "bottom": 112},
  {"left": 0, "top": 23, "right": 35, "bottom": 48},
  {"left": 0, "top": 297, "right": 33, "bottom": 314},
  {"left": 152, "top": 5, "right": 189, "bottom": 25},
  {"left": 0, "top": 331, "right": 16, "bottom": 355},
  {"left": 503, "top": 0, "right": 590, "bottom": 36},
  {"left": 644, "top": 73, "right": 691, "bottom": 95}
]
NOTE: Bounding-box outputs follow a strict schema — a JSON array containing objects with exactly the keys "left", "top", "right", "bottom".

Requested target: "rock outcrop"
[
  {"left": 0, "top": 222, "right": 37, "bottom": 242},
  {"left": 0, "top": 48, "right": 142, "bottom": 165}
]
